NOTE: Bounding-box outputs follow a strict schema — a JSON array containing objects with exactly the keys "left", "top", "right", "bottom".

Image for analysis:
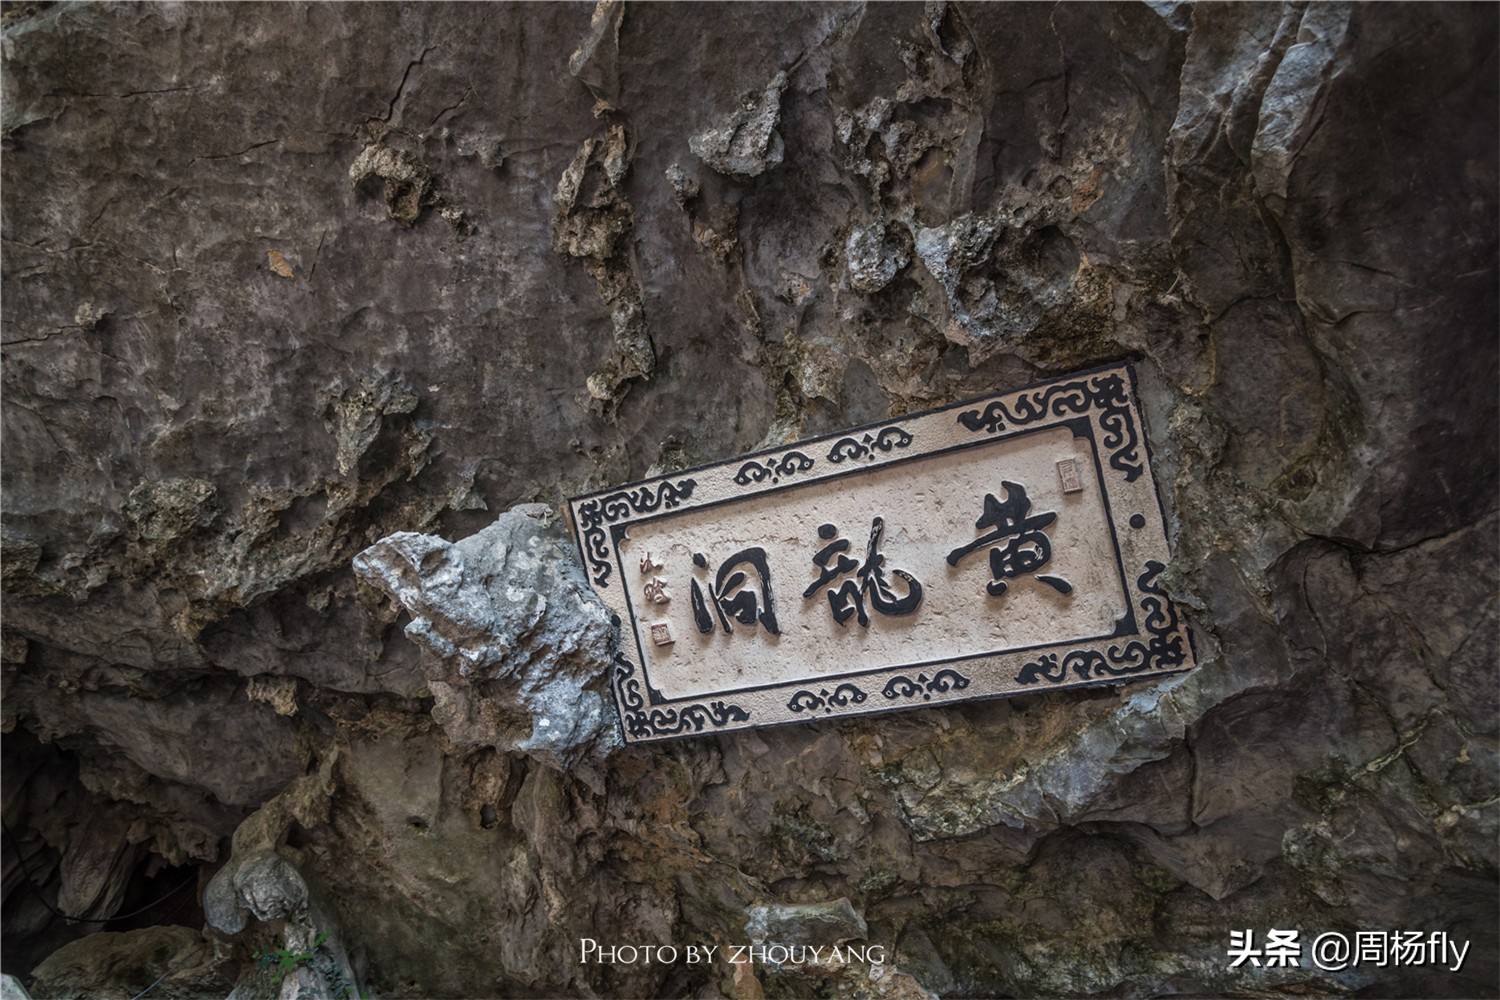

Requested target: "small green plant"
[{"left": 254, "top": 932, "right": 329, "bottom": 983}]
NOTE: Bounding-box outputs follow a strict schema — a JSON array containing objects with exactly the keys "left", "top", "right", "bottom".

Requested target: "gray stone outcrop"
[{"left": 353, "top": 503, "right": 619, "bottom": 771}]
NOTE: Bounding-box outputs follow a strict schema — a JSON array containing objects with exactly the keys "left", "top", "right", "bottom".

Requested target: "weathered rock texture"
[
  {"left": 351, "top": 503, "right": 619, "bottom": 772},
  {"left": 2, "top": 3, "right": 1495, "bottom": 998}
]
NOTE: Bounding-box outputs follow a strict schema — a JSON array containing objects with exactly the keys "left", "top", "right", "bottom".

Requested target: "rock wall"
[{"left": 2, "top": 2, "right": 1496, "bottom": 997}]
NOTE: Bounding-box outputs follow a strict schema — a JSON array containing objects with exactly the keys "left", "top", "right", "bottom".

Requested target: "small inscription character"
[
  {"left": 642, "top": 577, "right": 671, "bottom": 604},
  {"left": 803, "top": 516, "right": 923, "bottom": 627},
  {"left": 691, "top": 547, "right": 781, "bottom": 635},
  {"left": 1056, "top": 457, "right": 1083, "bottom": 493},
  {"left": 639, "top": 551, "right": 671, "bottom": 604},
  {"left": 947, "top": 481, "right": 1073, "bottom": 597}
]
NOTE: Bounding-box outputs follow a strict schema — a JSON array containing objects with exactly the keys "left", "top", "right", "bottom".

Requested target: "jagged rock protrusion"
[
  {"left": 348, "top": 143, "right": 435, "bottom": 227},
  {"left": 552, "top": 125, "right": 655, "bottom": 410},
  {"left": 205, "top": 848, "right": 358, "bottom": 1000},
  {"left": 568, "top": 0, "right": 625, "bottom": 110},
  {"left": 317, "top": 375, "right": 422, "bottom": 479},
  {"left": 690, "top": 71, "right": 789, "bottom": 178},
  {"left": 352, "top": 503, "right": 619, "bottom": 770},
  {"left": 844, "top": 220, "right": 911, "bottom": 293},
  {"left": 203, "top": 755, "right": 357, "bottom": 1000}
]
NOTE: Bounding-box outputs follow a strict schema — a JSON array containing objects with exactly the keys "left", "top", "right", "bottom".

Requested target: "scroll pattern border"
[
  {"left": 734, "top": 451, "right": 816, "bottom": 486},
  {"left": 787, "top": 683, "right": 868, "bottom": 714},
  {"left": 827, "top": 425, "right": 914, "bottom": 463},
  {"left": 576, "top": 479, "right": 697, "bottom": 587},
  {"left": 612, "top": 629, "right": 751, "bottom": 739},
  {"left": 881, "top": 668, "right": 972, "bottom": 702},
  {"left": 1014, "top": 561, "right": 1187, "bottom": 685},
  {"left": 956, "top": 372, "right": 1144, "bottom": 482}
]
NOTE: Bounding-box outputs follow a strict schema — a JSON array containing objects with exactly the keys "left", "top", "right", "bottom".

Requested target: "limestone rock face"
[{"left": 2, "top": 3, "right": 1495, "bottom": 998}]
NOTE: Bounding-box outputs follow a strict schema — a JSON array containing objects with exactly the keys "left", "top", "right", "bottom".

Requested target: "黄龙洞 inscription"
[{"left": 568, "top": 364, "right": 1195, "bottom": 743}]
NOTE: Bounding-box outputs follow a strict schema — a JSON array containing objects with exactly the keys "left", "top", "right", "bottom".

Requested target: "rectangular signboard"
[{"left": 568, "top": 363, "right": 1195, "bottom": 743}]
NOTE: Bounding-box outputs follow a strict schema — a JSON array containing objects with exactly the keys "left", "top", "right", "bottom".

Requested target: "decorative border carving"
[
  {"left": 787, "top": 683, "right": 869, "bottom": 714},
  {"left": 827, "top": 425, "right": 914, "bottom": 463},
  {"left": 881, "top": 668, "right": 971, "bottom": 702},
  {"left": 957, "top": 372, "right": 1143, "bottom": 482},
  {"left": 734, "top": 451, "right": 816, "bottom": 486},
  {"left": 576, "top": 478, "right": 697, "bottom": 586},
  {"left": 1015, "top": 561, "right": 1186, "bottom": 685},
  {"left": 613, "top": 634, "right": 751, "bottom": 738},
  {"left": 624, "top": 702, "right": 752, "bottom": 739}
]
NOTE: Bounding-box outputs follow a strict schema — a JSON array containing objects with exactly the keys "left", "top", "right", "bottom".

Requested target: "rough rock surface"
[
  {"left": 352, "top": 503, "right": 619, "bottom": 772},
  {"left": 2, "top": 3, "right": 1495, "bottom": 999},
  {"left": 27, "top": 925, "right": 229, "bottom": 1000}
]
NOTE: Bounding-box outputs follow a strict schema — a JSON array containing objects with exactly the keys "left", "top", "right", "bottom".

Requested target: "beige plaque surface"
[{"left": 569, "top": 364, "right": 1195, "bottom": 743}]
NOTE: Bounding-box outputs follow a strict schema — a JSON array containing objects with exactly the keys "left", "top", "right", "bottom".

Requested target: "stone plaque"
[{"left": 569, "top": 364, "right": 1195, "bottom": 743}]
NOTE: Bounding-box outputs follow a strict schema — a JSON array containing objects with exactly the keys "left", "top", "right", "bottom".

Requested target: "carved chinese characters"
[
  {"left": 804, "top": 518, "right": 923, "bottom": 627},
  {"left": 947, "top": 481, "right": 1072, "bottom": 598},
  {"left": 570, "top": 365, "right": 1196, "bottom": 743},
  {"left": 690, "top": 548, "right": 780, "bottom": 636}
]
